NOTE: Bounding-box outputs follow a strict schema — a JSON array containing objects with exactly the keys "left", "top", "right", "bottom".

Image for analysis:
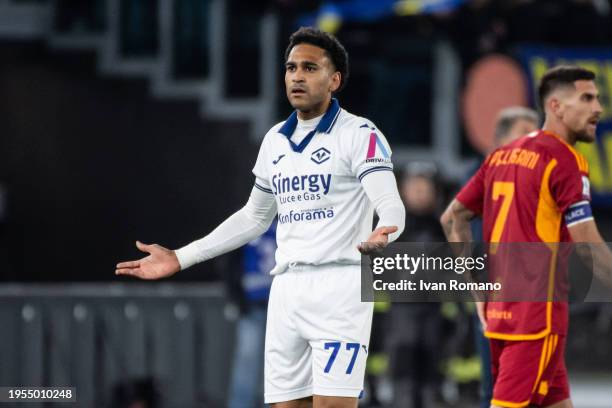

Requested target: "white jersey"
[{"left": 253, "top": 99, "right": 393, "bottom": 274}]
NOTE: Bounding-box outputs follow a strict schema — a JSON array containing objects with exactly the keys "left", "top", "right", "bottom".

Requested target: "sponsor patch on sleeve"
[
  {"left": 365, "top": 132, "right": 392, "bottom": 164},
  {"left": 564, "top": 200, "right": 593, "bottom": 227},
  {"left": 582, "top": 175, "right": 591, "bottom": 200}
]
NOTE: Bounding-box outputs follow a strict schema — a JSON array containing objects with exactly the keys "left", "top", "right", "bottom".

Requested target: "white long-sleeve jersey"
[{"left": 176, "top": 99, "right": 405, "bottom": 274}]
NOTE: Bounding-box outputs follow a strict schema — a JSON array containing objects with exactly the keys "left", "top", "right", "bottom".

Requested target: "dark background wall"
[{"left": 0, "top": 42, "right": 256, "bottom": 281}]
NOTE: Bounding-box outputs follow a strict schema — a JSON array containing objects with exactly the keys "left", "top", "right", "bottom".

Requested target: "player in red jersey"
[{"left": 441, "top": 65, "right": 612, "bottom": 408}]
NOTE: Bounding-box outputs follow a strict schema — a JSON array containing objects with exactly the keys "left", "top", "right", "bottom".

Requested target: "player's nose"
[{"left": 291, "top": 68, "right": 305, "bottom": 81}]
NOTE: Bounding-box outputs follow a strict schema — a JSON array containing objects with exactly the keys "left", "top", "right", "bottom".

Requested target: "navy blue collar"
[{"left": 278, "top": 98, "right": 341, "bottom": 153}]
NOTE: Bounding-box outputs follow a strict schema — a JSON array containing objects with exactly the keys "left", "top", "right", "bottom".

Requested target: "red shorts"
[{"left": 490, "top": 334, "right": 570, "bottom": 407}]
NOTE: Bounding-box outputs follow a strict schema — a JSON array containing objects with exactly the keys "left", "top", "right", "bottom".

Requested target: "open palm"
[{"left": 115, "top": 241, "right": 180, "bottom": 280}]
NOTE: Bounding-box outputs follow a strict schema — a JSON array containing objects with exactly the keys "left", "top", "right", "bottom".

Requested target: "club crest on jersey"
[
  {"left": 311, "top": 147, "right": 331, "bottom": 164},
  {"left": 366, "top": 132, "right": 390, "bottom": 163}
]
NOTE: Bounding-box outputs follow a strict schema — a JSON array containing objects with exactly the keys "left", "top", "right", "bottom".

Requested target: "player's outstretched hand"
[
  {"left": 115, "top": 241, "right": 180, "bottom": 280},
  {"left": 357, "top": 226, "right": 398, "bottom": 255}
]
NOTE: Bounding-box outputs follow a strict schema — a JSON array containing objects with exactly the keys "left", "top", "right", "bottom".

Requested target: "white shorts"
[{"left": 264, "top": 264, "right": 373, "bottom": 404}]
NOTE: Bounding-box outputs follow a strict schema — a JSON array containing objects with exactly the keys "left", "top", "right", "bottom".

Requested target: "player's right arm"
[
  {"left": 441, "top": 155, "right": 487, "bottom": 241},
  {"left": 441, "top": 161, "right": 487, "bottom": 327},
  {"left": 115, "top": 181, "right": 277, "bottom": 279},
  {"left": 440, "top": 199, "right": 476, "bottom": 243},
  {"left": 116, "top": 127, "right": 280, "bottom": 280},
  {"left": 440, "top": 156, "right": 487, "bottom": 243},
  {"left": 440, "top": 198, "right": 486, "bottom": 328}
]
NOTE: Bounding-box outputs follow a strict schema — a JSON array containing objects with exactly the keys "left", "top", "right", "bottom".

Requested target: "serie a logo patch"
[{"left": 582, "top": 176, "right": 591, "bottom": 199}]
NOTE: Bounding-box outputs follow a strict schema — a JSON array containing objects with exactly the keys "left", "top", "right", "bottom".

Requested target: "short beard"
[{"left": 570, "top": 128, "right": 595, "bottom": 143}]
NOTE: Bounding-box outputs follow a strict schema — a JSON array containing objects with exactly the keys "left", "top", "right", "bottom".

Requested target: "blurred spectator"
[
  {"left": 398, "top": 162, "right": 445, "bottom": 240},
  {"left": 225, "top": 221, "right": 276, "bottom": 408},
  {"left": 387, "top": 163, "right": 446, "bottom": 408},
  {"left": 494, "top": 106, "right": 540, "bottom": 147}
]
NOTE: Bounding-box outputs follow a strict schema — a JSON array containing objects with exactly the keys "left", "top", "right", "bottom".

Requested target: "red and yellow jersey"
[{"left": 457, "top": 130, "right": 591, "bottom": 339}]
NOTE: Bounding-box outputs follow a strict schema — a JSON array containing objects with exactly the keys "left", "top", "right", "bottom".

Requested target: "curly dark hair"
[
  {"left": 285, "top": 27, "right": 349, "bottom": 92},
  {"left": 538, "top": 65, "right": 596, "bottom": 109}
]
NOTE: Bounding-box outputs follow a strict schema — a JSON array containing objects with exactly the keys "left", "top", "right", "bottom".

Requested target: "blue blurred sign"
[{"left": 298, "top": 0, "right": 466, "bottom": 32}]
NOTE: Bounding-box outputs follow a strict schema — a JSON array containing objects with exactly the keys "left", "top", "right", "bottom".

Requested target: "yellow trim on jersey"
[
  {"left": 485, "top": 255, "right": 556, "bottom": 341},
  {"left": 485, "top": 323, "right": 550, "bottom": 340},
  {"left": 542, "top": 131, "right": 589, "bottom": 173},
  {"left": 485, "top": 246, "right": 557, "bottom": 340},
  {"left": 491, "top": 398, "right": 531, "bottom": 407},
  {"left": 486, "top": 135, "right": 572, "bottom": 342},
  {"left": 536, "top": 159, "right": 561, "bottom": 243},
  {"left": 565, "top": 143, "right": 589, "bottom": 173}
]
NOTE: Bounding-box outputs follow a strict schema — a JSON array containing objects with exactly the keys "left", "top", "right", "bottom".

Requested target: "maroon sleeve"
[
  {"left": 456, "top": 161, "right": 487, "bottom": 215},
  {"left": 550, "top": 153, "right": 590, "bottom": 214}
]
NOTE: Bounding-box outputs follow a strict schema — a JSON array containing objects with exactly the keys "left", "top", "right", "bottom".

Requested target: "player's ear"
[
  {"left": 548, "top": 96, "right": 562, "bottom": 118},
  {"left": 330, "top": 71, "right": 341, "bottom": 93}
]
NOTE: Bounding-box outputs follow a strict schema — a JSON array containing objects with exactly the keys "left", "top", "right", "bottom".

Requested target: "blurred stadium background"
[{"left": 0, "top": 0, "right": 611, "bottom": 407}]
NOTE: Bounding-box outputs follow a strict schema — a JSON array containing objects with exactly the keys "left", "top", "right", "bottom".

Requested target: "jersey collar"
[
  {"left": 542, "top": 130, "right": 576, "bottom": 149},
  {"left": 278, "top": 98, "right": 341, "bottom": 153}
]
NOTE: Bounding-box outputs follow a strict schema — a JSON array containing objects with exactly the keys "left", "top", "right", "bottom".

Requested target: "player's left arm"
[
  {"left": 358, "top": 170, "right": 405, "bottom": 254},
  {"left": 343, "top": 122, "right": 406, "bottom": 254},
  {"left": 348, "top": 122, "right": 404, "bottom": 254},
  {"left": 567, "top": 214, "right": 612, "bottom": 289},
  {"left": 550, "top": 152, "right": 612, "bottom": 287}
]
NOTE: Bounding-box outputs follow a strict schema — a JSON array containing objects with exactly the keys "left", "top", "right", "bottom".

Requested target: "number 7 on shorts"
[{"left": 324, "top": 342, "right": 361, "bottom": 374}]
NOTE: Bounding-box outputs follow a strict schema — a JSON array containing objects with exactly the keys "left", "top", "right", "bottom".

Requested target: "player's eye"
[
  {"left": 286, "top": 65, "right": 296, "bottom": 72},
  {"left": 305, "top": 65, "right": 317, "bottom": 72}
]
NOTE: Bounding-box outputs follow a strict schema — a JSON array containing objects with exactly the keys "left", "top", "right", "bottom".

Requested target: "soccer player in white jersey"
[{"left": 116, "top": 27, "right": 405, "bottom": 408}]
